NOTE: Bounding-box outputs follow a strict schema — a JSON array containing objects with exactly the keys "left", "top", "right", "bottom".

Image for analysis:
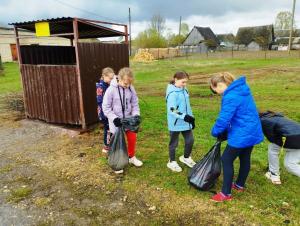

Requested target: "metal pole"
[
  {"left": 179, "top": 16, "right": 182, "bottom": 35},
  {"left": 73, "top": 18, "right": 86, "bottom": 129},
  {"left": 288, "top": 0, "right": 296, "bottom": 53},
  {"left": 129, "top": 7, "right": 132, "bottom": 56}
]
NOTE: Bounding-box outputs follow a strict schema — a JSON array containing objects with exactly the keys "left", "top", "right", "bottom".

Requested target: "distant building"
[
  {"left": 182, "top": 26, "right": 219, "bottom": 53},
  {"left": 273, "top": 29, "right": 300, "bottom": 50},
  {"left": 0, "top": 26, "right": 72, "bottom": 62},
  {"left": 235, "top": 25, "right": 274, "bottom": 51}
]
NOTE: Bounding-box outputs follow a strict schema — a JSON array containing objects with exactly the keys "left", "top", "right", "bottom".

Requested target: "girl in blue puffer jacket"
[
  {"left": 210, "top": 72, "right": 263, "bottom": 202},
  {"left": 166, "top": 71, "right": 196, "bottom": 172}
]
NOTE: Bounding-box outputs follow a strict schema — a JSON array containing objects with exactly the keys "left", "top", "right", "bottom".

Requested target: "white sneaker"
[
  {"left": 114, "top": 169, "right": 124, "bottom": 174},
  {"left": 265, "top": 171, "right": 281, "bottom": 185},
  {"left": 179, "top": 155, "right": 196, "bottom": 168},
  {"left": 167, "top": 161, "right": 182, "bottom": 172},
  {"left": 129, "top": 156, "right": 143, "bottom": 167}
]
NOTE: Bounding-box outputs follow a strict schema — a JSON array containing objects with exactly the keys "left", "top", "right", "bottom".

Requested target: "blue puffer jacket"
[
  {"left": 166, "top": 84, "right": 193, "bottom": 131},
  {"left": 211, "top": 76, "right": 264, "bottom": 148}
]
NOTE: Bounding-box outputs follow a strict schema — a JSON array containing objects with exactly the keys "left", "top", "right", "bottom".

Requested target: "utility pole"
[
  {"left": 129, "top": 7, "right": 132, "bottom": 56},
  {"left": 288, "top": 0, "right": 296, "bottom": 53},
  {"left": 179, "top": 16, "right": 182, "bottom": 35}
]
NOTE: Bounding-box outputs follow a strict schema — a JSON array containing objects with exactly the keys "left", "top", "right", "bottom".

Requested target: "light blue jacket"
[{"left": 166, "top": 84, "right": 193, "bottom": 131}]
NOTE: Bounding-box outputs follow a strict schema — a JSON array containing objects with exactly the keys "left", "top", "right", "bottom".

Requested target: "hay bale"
[{"left": 133, "top": 49, "right": 155, "bottom": 62}]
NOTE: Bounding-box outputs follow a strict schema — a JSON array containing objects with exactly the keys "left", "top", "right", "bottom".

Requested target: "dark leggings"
[
  {"left": 169, "top": 130, "right": 194, "bottom": 161},
  {"left": 221, "top": 145, "right": 253, "bottom": 195},
  {"left": 102, "top": 122, "right": 110, "bottom": 147}
]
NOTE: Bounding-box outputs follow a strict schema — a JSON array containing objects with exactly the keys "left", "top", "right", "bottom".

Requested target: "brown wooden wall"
[
  {"left": 77, "top": 43, "right": 129, "bottom": 125},
  {"left": 21, "top": 64, "right": 81, "bottom": 125}
]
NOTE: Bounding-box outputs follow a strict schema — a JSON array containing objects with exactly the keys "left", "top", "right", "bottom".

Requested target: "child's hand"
[
  {"left": 184, "top": 115, "right": 195, "bottom": 123},
  {"left": 113, "top": 118, "right": 122, "bottom": 127}
]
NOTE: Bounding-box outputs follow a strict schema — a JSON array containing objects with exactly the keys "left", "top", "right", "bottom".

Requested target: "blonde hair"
[
  {"left": 118, "top": 67, "right": 134, "bottom": 80},
  {"left": 102, "top": 67, "right": 114, "bottom": 78},
  {"left": 210, "top": 72, "right": 235, "bottom": 87}
]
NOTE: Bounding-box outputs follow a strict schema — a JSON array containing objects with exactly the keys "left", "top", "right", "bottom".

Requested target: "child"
[
  {"left": 210, "top": 72, "right": 263, "bottom": 202},
  {"left": 260, "top": 111, "right": 300, "bottom": 184},
  {"left": 166, "top": 71, "right": 196, "bottom": 172},
  {"left": 102, "top": 67, "right": 143, "bottom": 174},
  {"left": 96, "top": 67, "right": 115, "bottom": 153}
]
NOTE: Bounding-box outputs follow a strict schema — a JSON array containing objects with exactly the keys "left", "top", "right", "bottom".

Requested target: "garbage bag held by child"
[
  {"left": 121, "top": 115, "right": 141, "bottom": 133},
  {"left": 188, "top": 141, "right": 222, "bottom": 191},
  {"left": 108, "top": 127, "right": 129, "bottom": 171}
]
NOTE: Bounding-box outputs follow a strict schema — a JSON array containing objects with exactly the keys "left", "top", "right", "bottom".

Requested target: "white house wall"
[{"left": 183, "top": 28, "right": 204, "bottom": 46}]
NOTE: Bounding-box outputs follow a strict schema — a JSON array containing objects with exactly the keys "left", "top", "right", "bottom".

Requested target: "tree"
[
  {"left": 149, "top": 14, "right": 166, "bottom": 36},
  {"left": 168, "top": 34, "right": 186, "bottom": 47},
  {"left": 275, "top": 11, "right": 296, "bottom": 30},
  {"left": 134, "top": 28, "right": 167, "bottom": 48},
  {"left": 180, "top": 23, "right": 189, "bottom": 36}
]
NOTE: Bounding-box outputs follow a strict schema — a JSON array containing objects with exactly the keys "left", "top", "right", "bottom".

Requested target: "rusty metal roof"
[{"left": 9, "top": 17, "right": 125, "bottom": 39}]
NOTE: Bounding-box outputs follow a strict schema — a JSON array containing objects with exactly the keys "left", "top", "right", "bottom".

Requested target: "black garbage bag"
[
  {"left": 108, "top": 127, "right": 129, "bottom": 171},
  {"left": 188, "top": 141, "right": 222, "bottom": 191},
  {"left": 121, "top": 115, "right": 141, "bottom": 133}
]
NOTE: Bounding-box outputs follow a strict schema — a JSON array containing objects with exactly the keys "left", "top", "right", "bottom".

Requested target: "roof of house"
[
  {"left": 9, "top": 17, "right": 125, "bottom": 39},
  {"left": 235, "top": 24, "right": 274, "bottom": 45},
  {"left": 194, "top": 26, "right": 219, "bottom": 44},
  {"left": 274, "top": 29, "right": 300, "bottom": 38}
]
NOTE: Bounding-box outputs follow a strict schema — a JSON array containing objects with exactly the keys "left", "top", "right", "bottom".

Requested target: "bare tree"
[
  {"left": 275, "top": 11, "right": 296, "bottom": 30},
  {"left": 149, "top": 14, "right": 166, "bottom": 36}
]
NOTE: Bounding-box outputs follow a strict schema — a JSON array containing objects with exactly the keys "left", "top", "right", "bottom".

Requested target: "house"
[
  {"left": 273, "top": 29, "right": 300, "bottom": 50},
  {"left": 182, "top": 26, "right": 219, "bottom": 53},
  {"left": 216, "top": 33, "right": 235, "bottom": 48},
  {"left": 0, "top": 26, "right": 70, "bottom": 62},
  {"left": 235, "top": 25, "right": 274, "bottom": 50}
]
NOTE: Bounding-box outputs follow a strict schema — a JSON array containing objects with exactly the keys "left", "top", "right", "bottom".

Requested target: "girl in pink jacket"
[{"left": 102, "top": 67, "right": 143, "bottom": 173}]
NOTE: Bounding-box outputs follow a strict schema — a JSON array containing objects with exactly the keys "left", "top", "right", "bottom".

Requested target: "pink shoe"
[{"left": 211, "top": 192, "right": 232, "bottom": 202}]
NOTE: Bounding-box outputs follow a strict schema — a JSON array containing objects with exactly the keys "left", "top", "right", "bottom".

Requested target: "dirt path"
[{"left": 0, "top": 109, "right": 168, "bottom": 225}]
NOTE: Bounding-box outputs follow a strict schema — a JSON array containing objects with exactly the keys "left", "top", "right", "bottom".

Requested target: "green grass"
[
  {"left": 2, "top": 57, "right": 300, "bottom": 224},
  {"left": 0, "top": 62, "right": 22, "bottom": 94},
  {"left": 130, "top": 57, "right": 300, "bottom": 224}
]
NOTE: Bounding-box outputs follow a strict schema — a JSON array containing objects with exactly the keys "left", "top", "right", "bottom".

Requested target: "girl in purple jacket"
[{"left": 102, "top": 67, "right": 143, "bottom": 173}]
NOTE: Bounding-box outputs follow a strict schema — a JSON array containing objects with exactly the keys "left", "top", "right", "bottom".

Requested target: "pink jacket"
[{"left": 102, "top": 78, "right": 140, "bottom": 133}]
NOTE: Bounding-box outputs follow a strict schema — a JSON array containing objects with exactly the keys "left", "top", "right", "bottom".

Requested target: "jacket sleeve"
[
  {"left": 96, "top": 83, "right": 107, "bottom": 120},
  {"left": 211, "top": 95, "right": 239, "bottom": 137},
  {"left": 167, "top": 92, "right": 186, "bottom": 120},
  {"left": 102, "top": 87, "right": 118, "bottom": 121},
  {"left": 130, "top": 86, "right": 140, "bottom": 116}
]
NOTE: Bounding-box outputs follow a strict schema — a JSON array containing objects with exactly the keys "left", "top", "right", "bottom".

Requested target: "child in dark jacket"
[
  {"left": 210, "top": 72, "right": 263, "bottom": 202},
  {"left": 260, "top": 111, "right": 300, "bottom": 184},
  {"left": 96, "top": 67, "right": 115, "bottom": 153}
]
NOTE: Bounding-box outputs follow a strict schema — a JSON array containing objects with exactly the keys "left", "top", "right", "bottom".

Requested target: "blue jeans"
[
  {"left": 221, "top": 145, "right": 253, "bottom": 195},
  {"left": 101, "top": 120, "right": 110, "bottom": 147}
]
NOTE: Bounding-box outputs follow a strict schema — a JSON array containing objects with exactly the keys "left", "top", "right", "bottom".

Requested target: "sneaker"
[
  {"left": 265, "top": 171, "right": 281, "bottom": 185},
  {"left": 129, "top": 156, "right": 143, "bottom": 167},
  {"left": 102, "top": 146, "right": 109, "bottom": 154},
  {"left": 179, "top": 155, "right": 196, "bottom": 168},
  {"left": 211, "top": 192, "right": 232, "bottom": 202},
  {"left": 114, "top": 169, "right": 124, "bottom": 174},
  {"left": 232, "top": 183, "right": 245, "bottom": 192},
  {"left": 167, "top": 161, "right": 182, "bottom": 172}
]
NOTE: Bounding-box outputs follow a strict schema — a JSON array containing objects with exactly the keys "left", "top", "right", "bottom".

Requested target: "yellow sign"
[{"left": 35, "top": 22, "right": 50, "bottom": 37}]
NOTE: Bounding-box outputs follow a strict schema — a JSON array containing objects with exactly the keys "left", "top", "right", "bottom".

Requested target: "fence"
[{"left": 134, "top": 47, "right": 300, "bottom": 60}]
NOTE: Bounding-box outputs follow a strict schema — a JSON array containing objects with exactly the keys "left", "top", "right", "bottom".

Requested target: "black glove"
[
  {"left": 217, "top": 131, "right": 227, "bottom": 142},
  {"left": 184, "top": 115, "right": 195, "bottom": 123},
  {"left": 113, "top": 118, "right": 122, "bottom": 127},
  {"left": 191, "top": 121, "right": 195, "bottom": 130}
]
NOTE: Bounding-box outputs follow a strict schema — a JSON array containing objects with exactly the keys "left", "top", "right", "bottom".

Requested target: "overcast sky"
[{"left": 0, "top": 0, "right": 299, "bottom": 38}]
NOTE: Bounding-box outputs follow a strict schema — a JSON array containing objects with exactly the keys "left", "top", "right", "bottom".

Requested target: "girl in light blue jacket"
[{"left": 166, "top": 71, "right": 196, "bottom": 172}]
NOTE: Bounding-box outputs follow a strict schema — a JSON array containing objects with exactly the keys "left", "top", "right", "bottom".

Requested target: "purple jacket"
[{"left": 102, "top": 78, "right": 140, "bottom": 133}]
